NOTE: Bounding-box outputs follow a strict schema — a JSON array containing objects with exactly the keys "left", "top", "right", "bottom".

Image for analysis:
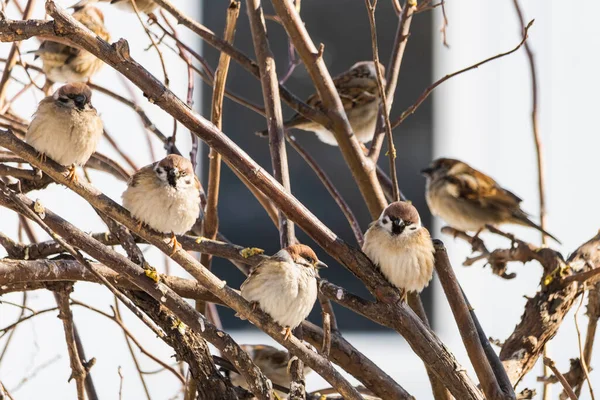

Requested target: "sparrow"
[
  {"left": 226, "top": 344, "right": 312, "bottom": 397},
  {"left": 256, "top": 61, "right": 386, "bottom": 146},
  {"left": 34, "top": 6, "right": 110, "bottom": 83},
  {"left": 71, "top": 0, "right": 157, "bottom": 14},
  {"left": 121, "top": 154, "right": 201, "bottom": 253},
  {"left": 25, "top": 83, "right": 103, "bottom": 182},
  {"left": 362, "top": 201, "right": 435, "bottom": 302},
  {"left": 422, "top": 158, "right": 560, "bottom": 243},
  {"left": 567, "top": 231, "right": 600, "bottom": 273},
  {"left": 240, "top": 244, "right": 327, "bottom": 340}
]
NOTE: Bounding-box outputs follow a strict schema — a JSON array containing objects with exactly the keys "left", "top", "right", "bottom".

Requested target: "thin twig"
[
  {"left": 573, "top": 284, "right": 596, "bottom": 400},
  {"left": 286, "top": 133, "right": 363, "bottom": 246},
  {"left": 364, "top": 0, "right": 400, "bottom": 201},
  {"left": 391, "top": 19, "right": 535, "bottom": 128},
  {"left": 367, "top": 0, "right": 416, "bottom": 162},
  {"left": 543, "top": 357, "right": 578, "bottom": 400},
  {"left": 53, "top": 284, "right": 87, "bottom": 400}
]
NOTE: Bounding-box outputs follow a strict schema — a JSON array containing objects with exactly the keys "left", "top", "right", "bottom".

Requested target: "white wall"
[{"left": 432, "top": 1, "right": 599, "bottom": 398}]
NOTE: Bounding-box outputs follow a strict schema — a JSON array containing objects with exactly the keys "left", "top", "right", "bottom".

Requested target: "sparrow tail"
[
  {"left": 254, "top": 115, "right": 306, "bottom": 138},
  {"left": 515, "top": 213, "right": 561, "bottom": 244}
]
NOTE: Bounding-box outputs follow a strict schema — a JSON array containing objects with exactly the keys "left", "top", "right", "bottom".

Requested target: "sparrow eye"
[
  {"left": 304, "top": 256, "right": 315, "bottom": 264},
  {"left": 181, "top": 171, "right": 187, "bottom": 176}
]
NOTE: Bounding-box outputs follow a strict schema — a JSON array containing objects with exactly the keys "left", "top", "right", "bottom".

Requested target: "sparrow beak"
[
  {"left": 315, "top": 260, "right": 328, "bottom": 269},
  {"left": 74, "top": 94, "right": 87, "bottom": 110},
  {"left": 392, "top": 219, "right": 406, "bottom": 235},
  {"left": 166, "top": 168, "right": 179, "bottom": 187},
  {"left": 421, "top": 167, "right": 433, "bottom": 177}
]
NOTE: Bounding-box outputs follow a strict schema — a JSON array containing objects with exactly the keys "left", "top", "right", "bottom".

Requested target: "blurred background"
[{"left": 0, "top": 0, "right": 598, "bottom": 399}]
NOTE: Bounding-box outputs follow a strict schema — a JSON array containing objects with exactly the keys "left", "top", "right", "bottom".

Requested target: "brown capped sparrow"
[
  {"left": 567, "top": 231, "right": 600, "bottom": 272},
  {"left": 256, "top": 61, "right": 385, "bottom": 146},
  {"left": 122, "top": 154, "right": 202, "bottom": 253},
  {"left": 362, "top": 201, "right": 435, "bottom": 302},
  {"left": 240, "top": 244, "right": 327, "bottom": 340},
  {"left": 422, "top": 158, "right": 560, "bottom": 243},
  {"left": 26, "top": 83, "right": 103, "bottom": 182},
  {"left": 34, "top": 6, "right": 109, "bottom": 83},
  {"left": 227, "top": 344, "right": 312, "bottom": 397},
  {"left": 71, "top": 0, "right": 157, "bottom": 14}
]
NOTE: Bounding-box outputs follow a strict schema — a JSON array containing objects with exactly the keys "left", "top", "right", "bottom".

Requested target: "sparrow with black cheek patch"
[
  {"left": 122, "top": 154, "right": 202, "bottom": 253},
  {"left": 362, "top": 201, "right": 435, "bottom": 302},
  {"left": 422, "top": 158, "right": 560, "bottom": 243},
  {"left": 256, "top": 61, "right": 386, "bottom": 146},
  {"left": 34, "top": 6, "right": 109, "bottom": 84},
  {"left": 26, "top": 83, "right": 103, "bottom": 182},
  {"left": 226, "top": 344, "right": 312, "bottom": 397},
  {"left": 71, "top": 0, "right": 157, "bottom": 14},
  {"left": 240, "top": 244, "right": 327, "bottom": 340}
]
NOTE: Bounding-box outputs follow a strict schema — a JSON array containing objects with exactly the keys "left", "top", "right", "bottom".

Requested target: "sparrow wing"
[
  {"left": 444, "top": 167, "right": 523, "bottom": 210},
  {"left": 252, "top": 345, "right": 289, "bottom": 370},
  {"left": 37, "top": 41, "right": 81, "bottom": 65},
  {"left": 128, "top": 163, "right": 155, "bottom": 187}
]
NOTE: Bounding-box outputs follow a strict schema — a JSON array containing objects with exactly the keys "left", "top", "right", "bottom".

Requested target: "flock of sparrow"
[{"left": 16, "top": 0, "right": 560, "bottom": 395}]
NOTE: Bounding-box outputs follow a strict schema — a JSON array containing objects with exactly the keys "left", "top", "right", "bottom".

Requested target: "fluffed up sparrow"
[
  {"left": 26, "top": 83, "right": 103, "bottom": 182},
  {"left": 34, "top": 6, "right": 109, "bottom": 83},
  {"left": 71, "top": 0, "right": 157, "bottom": 14},
  {"left": 240, "top": 244, "right": 327, "bottom": 340},
  {"left": 422, "top": 158, "right": 560, "bottom": 243},
  {"left": 227, "top": 344, "right": 312, "bottom": 397},
  {"left": 362, "top": 201, "right": 435, "bottom": 302},
  {"left": 256, "top": 61, "right": 386, "bottom": 146},
  {"left": 122, "top": 154, "right": 202, "bottom": 253}
]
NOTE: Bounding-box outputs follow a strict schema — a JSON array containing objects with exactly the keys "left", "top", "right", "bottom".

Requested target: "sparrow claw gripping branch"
[
  {"left": 168, "top": 233, "right": 181, "bottom": 256},
  {"left": 66, "top": 165, "right": 78, "bottom": 183}
]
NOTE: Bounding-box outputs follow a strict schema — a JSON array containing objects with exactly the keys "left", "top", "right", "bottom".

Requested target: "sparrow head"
[
  {"left": 282, "top": 244, "right": 328, "bottom": 272},
  {"left": 378, "top": 201, "right": 422, "bottom": 236},
  {"left": 349, "top": 60, "right": 385, "bottom": 79},
  {"left": 53, "top": 83, "right": 94, "bottom": 111},
  {"left": 336, "top": 61, "right": 386, "bottom": 89},
  {"left": 154, "top": 154, "right": 196, "bottom": 189},
  {"left": 421, "top": 158, "right": 466, "bottom": 181}
]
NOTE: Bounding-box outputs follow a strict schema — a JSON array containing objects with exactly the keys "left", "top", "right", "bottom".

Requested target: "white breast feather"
[
  {"left": 363, "top": 227, "right": 435, "bottom": 293},
  {"left": 122, "top": 180, "right": 200, "bottom": 234},
  {"left": 241, "top": 261, "right": 317, "bottom": 329}
]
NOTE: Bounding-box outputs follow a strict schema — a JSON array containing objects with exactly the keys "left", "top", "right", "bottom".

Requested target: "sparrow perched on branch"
[
  {"left": 122, "top": 154, "right": 201, "bottom": 253},
  {"left": 34, "top": 6, "right": 109, "bottom": 83},
  {"left": 362, "top": 201, "right": 435, "bottom": 302},
  {"left": 256, "top": 61, "right": 386, "bottom": 146},
  {"left": 26, "top": 83, "right": 103, "bottom": 182},
  {"left": 240, "top": 244, "right": 327, "bottom": 340},
  {"left": 226, "top": 344, "right": 313, "bottom": 397},
  {"left": 71, "top": 0, "right": 157, "bottom": 14},
  {"left": 422, "top": 158, "right": 560, "bottom": 243}
]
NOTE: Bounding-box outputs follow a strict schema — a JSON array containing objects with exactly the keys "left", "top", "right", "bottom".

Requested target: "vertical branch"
[
  {"left": 0, "top": 0, "right": 35, "bottom": 108},
  {"left": 367, "top": 0, "right": 416, "bottom": 162},
  {"left": 512, "top": 2, "right": 549, "bottom": 398},
  {"left": 573, "top": 284, "right": 596, "bottom": 400},
  {"left": 54, "top": 284, "right": 87, "bottom": 400},
  {"left": 189, "top": 3, "right": 239, "bottom": 400},
  {"left": 248, "top": 0, "right": 295, "bottom": 247},
  {"left": 198, "top": 0, "right": 239, "bottom": 310},
  {"left": 434, "top": 243, "right": 515, "bottom": 400},
  {"left": 578, "top": 282, "right": 600, "bottom": 397},
  {"left": 247, "top": 1, "right": 300, "bottom": 397},
  {"left": 364, "top": 0, "right": 400, "bottom": 201},
  {"left": 511, "top": 1, "right": 546, "bottom": 243}
]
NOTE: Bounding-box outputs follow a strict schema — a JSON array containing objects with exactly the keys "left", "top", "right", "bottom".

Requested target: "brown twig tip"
[{"left": 316, "top": 43, "right": 325, "bottom": 59}]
